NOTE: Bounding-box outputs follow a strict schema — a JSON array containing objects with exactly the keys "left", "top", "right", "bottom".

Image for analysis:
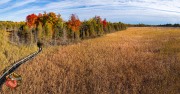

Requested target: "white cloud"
[
  {"left": 0, "top": 0, "right": 11, "bottom": 5},
  {"left": 0, "top": 0, "right": 180, "bottom": 24},
  {"left": 0, "top": 0, "right": 36, "bottom": 13}
]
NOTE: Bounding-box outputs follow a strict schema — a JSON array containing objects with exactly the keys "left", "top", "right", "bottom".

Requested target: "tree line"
[
  {"left": 0, "top": 12, "right": 127, "bottom": 46},
  {"left": 127, "top": 23, "right": 180, "bottom": 27},
  {"left": 157, "top": 24, "right": 180, "bottom": 27}
]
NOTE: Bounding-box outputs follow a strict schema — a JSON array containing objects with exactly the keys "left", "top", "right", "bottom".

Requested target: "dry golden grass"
[
  {"left": 0, "top": 30, "right": 37, "bottom": 74},
  {"left": 1, "top": 27, "right": 180, "bottom": 94}
]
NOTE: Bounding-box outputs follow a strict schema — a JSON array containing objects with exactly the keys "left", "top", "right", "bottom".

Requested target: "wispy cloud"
[
  {"left": 0, "top": 0, "right": 36, "bottom": 13},
  {"left": 0, "top": 0, "right": 179, "bottom": 24},
  {"left": 0, "top": 0, "right": 11, "bottom": 5}
]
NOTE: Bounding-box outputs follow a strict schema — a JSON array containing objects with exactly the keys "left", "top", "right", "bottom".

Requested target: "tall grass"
[
  {"left": 1, "top": 27, "right": 180, "bottom": 94},
  {"left": 0, "top": 30, "right": 37, "bottom": 74}
]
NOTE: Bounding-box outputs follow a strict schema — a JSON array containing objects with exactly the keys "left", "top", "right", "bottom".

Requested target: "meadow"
[{"left": 1, "top": 27, "right": 180, "bottom": 94}]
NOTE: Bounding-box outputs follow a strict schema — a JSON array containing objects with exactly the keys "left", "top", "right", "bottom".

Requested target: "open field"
[{"left": 1, "top": 27, "right": 180, "bottom": 94}]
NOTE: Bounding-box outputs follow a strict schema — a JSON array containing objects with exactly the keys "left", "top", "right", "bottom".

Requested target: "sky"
[{"left": 0, "top": 0, "right": 179, "bottom": 25}]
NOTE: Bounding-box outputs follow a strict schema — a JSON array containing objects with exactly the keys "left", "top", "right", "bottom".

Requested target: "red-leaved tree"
[
  {"left": 26, "top": 13, "right": 38, "bottom": 28},
  {"left": 102, "top": 18, "right": 107, "bottom": 27}
]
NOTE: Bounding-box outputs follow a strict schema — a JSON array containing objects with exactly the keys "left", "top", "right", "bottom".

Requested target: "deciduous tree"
[
  {"left": 67, "top": 14, "right": 81, "bottom": 40},
  {"left": 26, "top": 14, "right": 38, "bottom": 28}
]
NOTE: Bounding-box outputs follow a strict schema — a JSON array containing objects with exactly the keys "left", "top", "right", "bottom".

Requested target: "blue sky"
[{"left": 0, "top": 0, "right": 179, "bottom": 25}]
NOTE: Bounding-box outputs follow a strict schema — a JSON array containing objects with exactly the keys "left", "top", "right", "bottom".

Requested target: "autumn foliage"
[
  {"left": 27, "top": 12, "right": 60, "bottom": 28},
  {"left": 67, "top": 14, "right": 81, "bottom": 32},
  {"left": 26, "top": 14, "right": 38, "bottom": 28},
  {"left": 1, "top": 12, "right": 126, "bottom": 45},
  {"left": 102, "top": 19, "right": 107, "bottom": 27}
]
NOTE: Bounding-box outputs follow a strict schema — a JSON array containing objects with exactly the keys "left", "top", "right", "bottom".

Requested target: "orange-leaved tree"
[{"left": 67, "top": 14, "right": 81, "bottom": 39}]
